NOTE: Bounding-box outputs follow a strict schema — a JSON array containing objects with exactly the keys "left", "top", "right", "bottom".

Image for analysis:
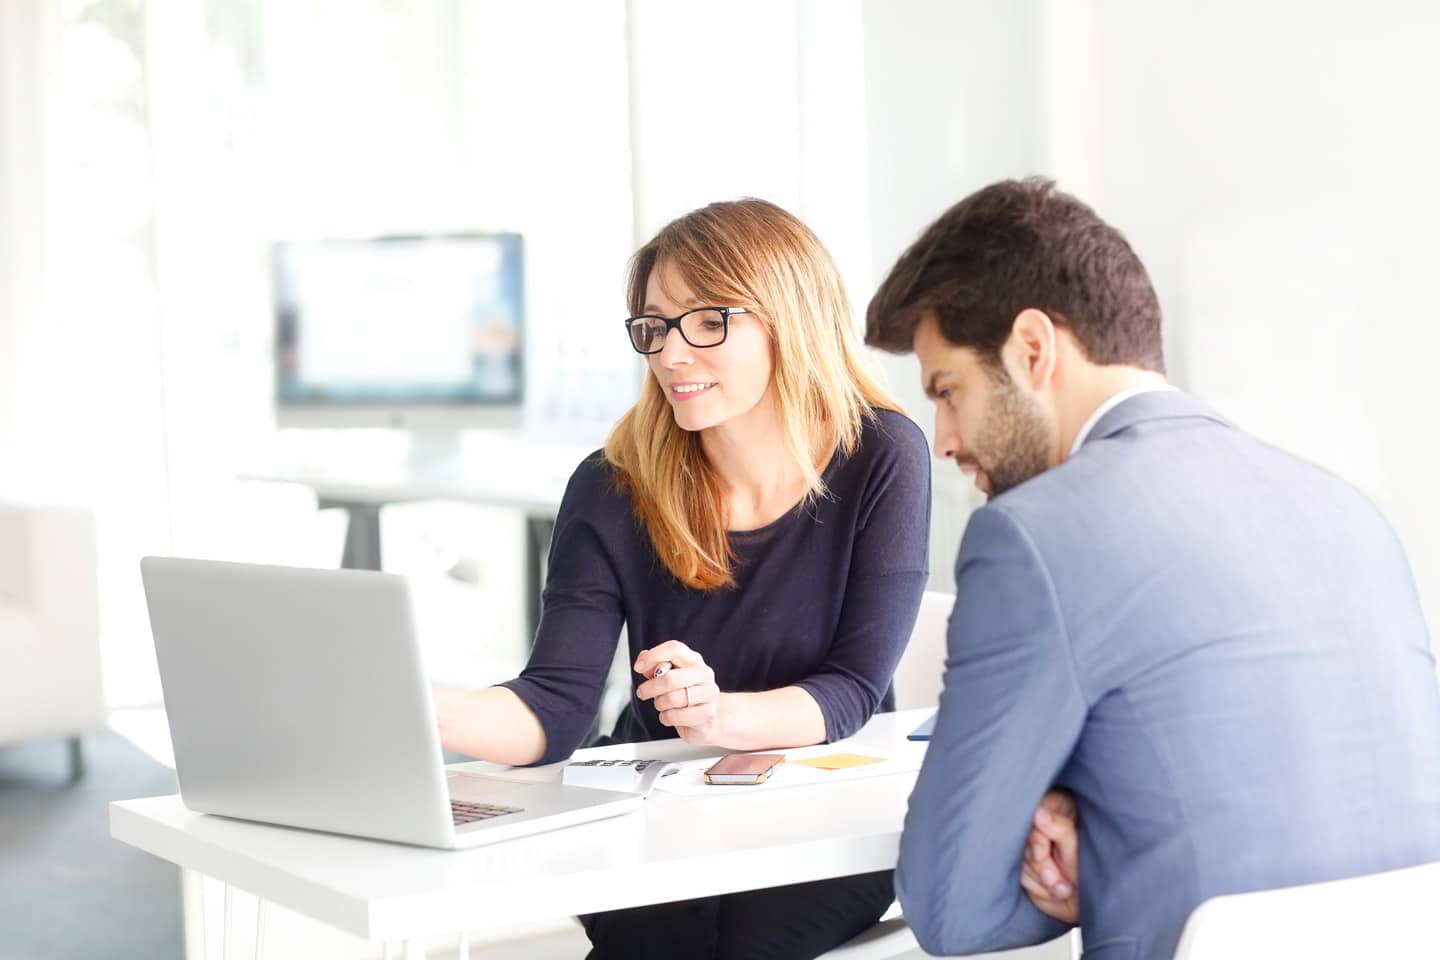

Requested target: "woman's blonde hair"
[{"left": 604, "top": 198, "right": 902, "bottom": 590}]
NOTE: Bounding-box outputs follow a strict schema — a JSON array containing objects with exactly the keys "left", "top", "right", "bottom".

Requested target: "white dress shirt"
[{"left": 1067, "top": 384, "right": 1178, "bottom": 458}]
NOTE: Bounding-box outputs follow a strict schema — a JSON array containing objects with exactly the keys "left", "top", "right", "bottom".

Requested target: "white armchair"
[
  {"left": 0, "top": 501, "right": 104, "bottom": 780},
  {"left": 1173, "top": 859, "right": 1440, "bottom": 959}
]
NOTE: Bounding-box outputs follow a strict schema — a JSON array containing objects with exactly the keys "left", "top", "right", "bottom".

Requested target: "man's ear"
[{"left": 1005, "top": 308, "right": 1058, "bottom": 391}]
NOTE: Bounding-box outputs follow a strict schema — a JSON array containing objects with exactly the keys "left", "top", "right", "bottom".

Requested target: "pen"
[{"left": 651, "top": 661, "right": 672, "bottom": 680}]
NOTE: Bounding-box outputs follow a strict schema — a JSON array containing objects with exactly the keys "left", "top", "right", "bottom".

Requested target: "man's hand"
[{"left": 1020, "top": 788, "right": 1080, "bottom": 924}]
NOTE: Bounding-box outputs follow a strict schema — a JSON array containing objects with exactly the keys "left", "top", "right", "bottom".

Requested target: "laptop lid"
[{"left": 141, "top": 556, "right": 460, "bottom": 847}]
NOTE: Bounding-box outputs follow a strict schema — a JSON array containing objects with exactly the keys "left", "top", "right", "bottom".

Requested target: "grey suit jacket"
[{"left": 896, "top": 390, "right": 1440, "bottom": 960}]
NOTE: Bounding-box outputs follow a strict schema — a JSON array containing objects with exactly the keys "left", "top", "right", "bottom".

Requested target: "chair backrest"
[
  {"left": 891, "top": 590, "right": 953, "bottom": 710},
  {"left": 1172, "top": 859, "right": 1440, "bottom": 959},
  {"left": 0, "top": 504, "right": 31, "bottom": 606},
  {"left": 0, "top": 501, "right": 103, "bottom": 741},
  {"left": 0, "top": 501, "right": 96, "bottom": 626}
]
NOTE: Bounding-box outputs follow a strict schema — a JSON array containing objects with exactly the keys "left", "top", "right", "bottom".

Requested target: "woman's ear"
[{"left": 1006, "top": 308, "right": 1058, "bottom": 391}]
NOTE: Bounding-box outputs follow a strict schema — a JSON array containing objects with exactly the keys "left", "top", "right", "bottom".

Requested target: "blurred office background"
[{"left": 2, "top": 1, "right": 1438, "bottom": 957}]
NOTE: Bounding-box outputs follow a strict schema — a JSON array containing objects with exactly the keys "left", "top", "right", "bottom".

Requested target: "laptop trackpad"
[
  {"left": 445, "top": 772, "right": 529, "bottom": 827},
  {"left": 447, "top": 771, "right": 530, "bottom": 802}
]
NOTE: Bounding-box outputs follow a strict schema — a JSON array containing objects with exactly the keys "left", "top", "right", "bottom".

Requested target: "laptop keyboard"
[{"left": 451, "top": 799, "right": 522, "bottom": 826}]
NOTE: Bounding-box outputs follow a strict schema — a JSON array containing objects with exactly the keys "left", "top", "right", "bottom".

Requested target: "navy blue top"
[{"left": 500, "top": 408, "right": 933, "bottom": 765}]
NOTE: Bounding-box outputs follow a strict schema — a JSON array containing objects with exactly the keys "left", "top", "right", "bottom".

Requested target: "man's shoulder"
[
  {"left": 980, "top": 454, "right": 1107, "bottom": 538},
  {"left": 982, "top": 410, "right": 1396, "bottom": 567},
  {"left": 969, "top": 413, "right": 1230, "bottom": 566}
]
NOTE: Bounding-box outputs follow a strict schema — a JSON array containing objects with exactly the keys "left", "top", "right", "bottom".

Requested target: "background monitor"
[{"left": 272, "top": 232, "right": 524, "bottom": 437}]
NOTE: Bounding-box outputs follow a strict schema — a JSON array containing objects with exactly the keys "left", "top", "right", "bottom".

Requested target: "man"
[{"left": 865, "top": 178, "right": 1440, "bottom": 959}]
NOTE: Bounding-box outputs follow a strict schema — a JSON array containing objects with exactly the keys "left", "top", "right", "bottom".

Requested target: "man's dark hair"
[{"left": 865, "top": 177, "right": 1165, "bottom": 372}]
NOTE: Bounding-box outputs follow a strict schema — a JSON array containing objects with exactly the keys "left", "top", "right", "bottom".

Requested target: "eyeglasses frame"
[{"left": 623, "top": 306, "right": 750, "bottom": 355}]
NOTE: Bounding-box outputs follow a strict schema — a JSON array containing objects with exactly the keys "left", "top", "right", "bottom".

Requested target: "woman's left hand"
[{"left": 634, "top": 640, "right": 727, "bottom": 745}]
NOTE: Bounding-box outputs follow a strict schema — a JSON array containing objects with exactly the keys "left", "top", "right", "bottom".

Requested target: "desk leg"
[
  {"left": 182, "top": 872, "right": 264, "bottom": 960},
  {"left": 67, "top": 735, "right": 86, "bottom": 782},
  {"left": 524, "top": 515, "right": 554, "bottom": 642},
  {"left": 223, "top": 883, "right": 234, "bottom": 960},
  {"left": 457, "top": 930, "right": 469, "bottom": 960},
  {"left": 182, "top": 867, "right": 206, "bottom": 960},
  {"left": 254, "top": 898, "right": 267, "bottom": 960},
  {"left": 323, "top": 499, "right": 384, "bottom": 570}
]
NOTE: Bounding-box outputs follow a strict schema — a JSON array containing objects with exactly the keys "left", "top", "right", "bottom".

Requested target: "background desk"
[
  {"left": 245, "top": 437, "right": 593, "bottom": 640},
  {"left": 110, "top": 709, "right": 930, "bottom": 959}
]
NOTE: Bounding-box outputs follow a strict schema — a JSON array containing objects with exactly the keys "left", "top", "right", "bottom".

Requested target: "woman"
[{"left": 435, "top": 198, "right": 931, "bottom": 959}]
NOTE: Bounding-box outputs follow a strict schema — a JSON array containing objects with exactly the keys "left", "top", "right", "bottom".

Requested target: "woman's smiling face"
[{"left": 643, "top": 259, "right": 775, "bottom": 434}]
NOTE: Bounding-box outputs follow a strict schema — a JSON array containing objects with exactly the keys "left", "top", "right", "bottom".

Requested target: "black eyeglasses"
[{"left": 624, "top": 307, "right": 749, "bottom": 355}]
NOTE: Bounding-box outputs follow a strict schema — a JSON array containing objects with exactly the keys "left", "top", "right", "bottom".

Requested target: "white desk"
[
  {"left": 245, "top": 435, "right": 593, "bottom": 638},
  {"left": 110, "top": 709, "right": 930, "bottom": 958}
]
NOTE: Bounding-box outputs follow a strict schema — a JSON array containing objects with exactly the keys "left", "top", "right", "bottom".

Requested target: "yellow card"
[{"left": 792, "top": 753, "right": 884, "bottom": 770}]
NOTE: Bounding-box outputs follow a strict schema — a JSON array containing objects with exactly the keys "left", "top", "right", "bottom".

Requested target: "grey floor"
[{"left": 0, "top": 731, "right": 183, "bottom": 959}]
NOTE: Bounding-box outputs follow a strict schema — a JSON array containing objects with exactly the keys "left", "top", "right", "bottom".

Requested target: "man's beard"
[{"left": 972, "top": 376, "right": 1053, "bottom": 497}]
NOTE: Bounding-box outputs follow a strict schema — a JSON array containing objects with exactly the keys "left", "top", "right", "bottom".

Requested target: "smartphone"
[{"left": 703, "top": 753, "right": 785, "bottom": 786}]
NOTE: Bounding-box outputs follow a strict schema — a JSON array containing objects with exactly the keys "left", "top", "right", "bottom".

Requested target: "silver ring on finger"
[{"left": 684, "top": 685, "right": 692, "bottom": 709}]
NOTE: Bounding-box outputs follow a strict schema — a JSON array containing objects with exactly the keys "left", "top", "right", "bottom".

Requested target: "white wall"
[
  {"left": 0, "top": 2, "right": 52, "bottom": 462},
  {"left": 0, "top": 1, "right": 177, "bottom": 705},
  {"left": 0, "top": 2, "right": 63, "bottom": 469},
  {"left": 862, "top": 0, "right": 1046, "bottom": 590},
  {"left": 626, "top": 0, "right": 873, "bottom": 314}
]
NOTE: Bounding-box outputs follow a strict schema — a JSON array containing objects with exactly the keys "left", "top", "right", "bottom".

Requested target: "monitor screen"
[{"left": 273, "top": 233, "right": 524, "bottom": 428}]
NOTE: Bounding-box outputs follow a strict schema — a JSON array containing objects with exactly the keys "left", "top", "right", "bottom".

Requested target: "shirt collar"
[{"left": 1068, "top": 384, "right": 1178, "bottom": 458}]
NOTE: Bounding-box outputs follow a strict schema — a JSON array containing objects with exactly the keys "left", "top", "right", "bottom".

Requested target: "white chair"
[
  {"left": 1172, "top": 860, "right": 1440, "bottom": 959},
  {"left": 0, "top": 501, "right": 104, "bottom": 780},
  {"left": 891, "top": 589, "right": 954, "bottom": 710}
]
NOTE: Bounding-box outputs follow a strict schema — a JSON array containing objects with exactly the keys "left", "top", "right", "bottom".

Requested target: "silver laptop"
[{"left": 139, "top": 556, "right": 642, "bottom": 849}]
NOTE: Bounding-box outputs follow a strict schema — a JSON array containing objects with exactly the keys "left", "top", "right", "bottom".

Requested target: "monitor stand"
[{"left": 405, "top": 429, "right": 466, "bottom": 466}]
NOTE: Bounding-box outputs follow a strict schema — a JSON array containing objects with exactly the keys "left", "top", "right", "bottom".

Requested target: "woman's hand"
[
  {"left": 634, "top": 641, "right": 728, "bottom": 746},
  {"left": 1020, "top": 788, "right": 1081, "bottom": 924},
  {"left": 429, "top": 683, "right": 547, "bottom": 766}
]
